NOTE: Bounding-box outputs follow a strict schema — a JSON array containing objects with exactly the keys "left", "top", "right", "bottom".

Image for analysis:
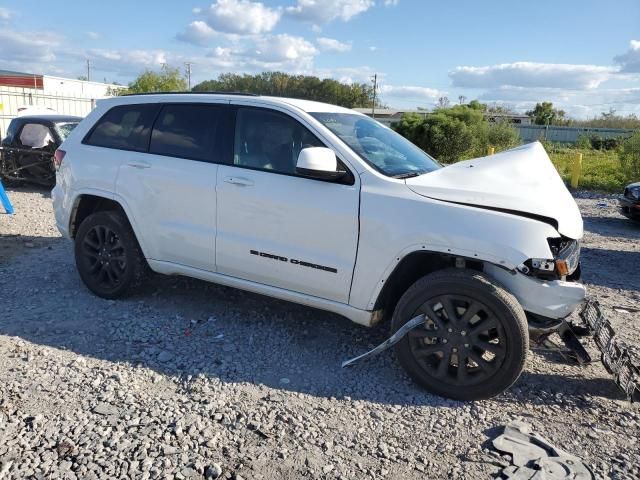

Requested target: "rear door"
[
  {"left": 215, "top": 106, "right": 360, "bottom": 303},
  {"left": 112, "top": 102, "right": 232, "bottom": 270}
]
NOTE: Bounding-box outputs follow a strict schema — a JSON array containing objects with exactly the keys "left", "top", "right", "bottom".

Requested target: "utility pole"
[
  {"left": 371, "top": 73, "right": 378, "bottom": 118},
  {"left": 86, "top": 59, "right": 91, "bottom": 82},
  {"left": 185, "top": 62, "right": 193, "bottom": 90}
]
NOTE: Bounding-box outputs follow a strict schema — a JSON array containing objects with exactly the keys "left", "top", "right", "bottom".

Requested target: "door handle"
[
  {"left": 127, "top": 161, "right": 151, "bottom": 169},
  {"left": 223, "top": 176, "right": 254, "bottom": 186}
]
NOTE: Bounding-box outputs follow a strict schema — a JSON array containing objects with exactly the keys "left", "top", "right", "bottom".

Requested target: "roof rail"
[{"left": 122, "top": 91, "right": 260, "bottom": 97}]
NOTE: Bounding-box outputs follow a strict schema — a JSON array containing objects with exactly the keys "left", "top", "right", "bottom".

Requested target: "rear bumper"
[
  {"left": 484, "top": 264, "right": 586, "bottom": 319},
  {"left": 51, "top": 182, "right": 70, "bottom": 238},
  {"left": 619, "top": 196, "right": 640, "bottom": 219}
]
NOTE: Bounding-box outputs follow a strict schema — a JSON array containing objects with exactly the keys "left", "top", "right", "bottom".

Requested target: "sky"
[{"left": 1, "top": 0, "right": 639, "bottom": 118}]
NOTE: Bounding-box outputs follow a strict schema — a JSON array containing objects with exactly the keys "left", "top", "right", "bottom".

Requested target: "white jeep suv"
[{"left": 52, "top": 93, "right": 586, "bottom": 400}]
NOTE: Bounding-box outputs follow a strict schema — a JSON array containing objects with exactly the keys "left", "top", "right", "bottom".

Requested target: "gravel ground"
[{"left": 0, "top": 187, "right": 639, "bottom": 480}]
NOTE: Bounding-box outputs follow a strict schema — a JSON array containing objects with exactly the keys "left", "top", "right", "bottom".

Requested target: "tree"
[
  {"left": 458, "top": 95, "right": 467, "bottom": 105},
  {"left": 124, "top": 65, "right": 187, "bottom": 94},
  {"left": 436, "top": 96, "right": 450, "bottom": 109},
  {"left": 467, "top": 99, "right": 485, "bottom": 111},
  {"left": 526, "top": 102, "right": 567, "bottom": 126},
  {"left": 192, "top": 72, "right": 379, "bottom": 109}
]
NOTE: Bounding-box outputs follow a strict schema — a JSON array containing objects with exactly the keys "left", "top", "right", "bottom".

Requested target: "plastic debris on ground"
[{"left": 492, "top": 422, "right": 594, "bottom": 479}]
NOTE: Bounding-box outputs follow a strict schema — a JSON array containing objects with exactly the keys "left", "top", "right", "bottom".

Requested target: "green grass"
[{"left": 548, "top": 147, "right": 628, "bottom": 193}]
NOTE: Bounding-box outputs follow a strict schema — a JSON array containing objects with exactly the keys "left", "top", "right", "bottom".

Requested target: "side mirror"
[{"left": 296, "top": 147, "right": 345, "bottom": 181}]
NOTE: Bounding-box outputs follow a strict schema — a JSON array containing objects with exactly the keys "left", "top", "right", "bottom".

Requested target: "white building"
[{"left": 0, "top": 69, "right": 125, "bottom": 136}]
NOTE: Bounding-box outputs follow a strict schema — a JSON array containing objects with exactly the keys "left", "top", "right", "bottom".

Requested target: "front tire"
[
  {"left": 391, "top": 269, "right": 528, "bottom": 401},
  {"left": 74, "top": 210, "right": 147, "bottom": 299}
]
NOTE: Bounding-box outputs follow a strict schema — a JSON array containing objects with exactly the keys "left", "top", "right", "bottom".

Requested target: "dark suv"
[{"left": 1, "top": 114, "right": 81, "bottom": 187}]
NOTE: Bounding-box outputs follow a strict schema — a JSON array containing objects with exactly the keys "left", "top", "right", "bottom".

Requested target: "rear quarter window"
[{"left": 84, "top": 104, "right": 159, "bottom": 152}]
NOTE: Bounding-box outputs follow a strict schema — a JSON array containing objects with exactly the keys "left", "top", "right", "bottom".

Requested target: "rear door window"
[
  {"left": 149, "top": 104, "right": 225, "bottom": 162},
  {"left": 84, "top": 104, "right": 159, "bottom": 152}
]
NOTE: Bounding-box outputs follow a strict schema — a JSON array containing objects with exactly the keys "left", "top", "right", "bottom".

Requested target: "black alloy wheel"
[
  {"left": 81, "top": 224, "right": 127, "bottom": 290},
  {"left": 392, "top": 269, "right": 528, "bottom": 400},
  {"left": 74, "top": 210, "right": 147, "bottom": 299},
  {"left": 407, "top": 294, "right": 507, "bottom": 387}
]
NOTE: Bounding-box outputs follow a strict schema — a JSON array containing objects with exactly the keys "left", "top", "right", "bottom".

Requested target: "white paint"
[
  {"left": 53, "top": 94, "right": 587, "bottom": 327},
  {"left": 405, "top": 142, "right": 583, "bottom": 239},
  {"left": 296, "top": 147, "right": 337, "bottom": 172}
]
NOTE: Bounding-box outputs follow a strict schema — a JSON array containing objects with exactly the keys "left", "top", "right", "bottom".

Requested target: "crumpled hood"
[{"left": 406, "top": 141, "right": 583, "bottom": 239}]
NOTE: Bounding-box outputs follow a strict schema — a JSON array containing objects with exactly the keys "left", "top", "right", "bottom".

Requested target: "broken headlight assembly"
[{"left": 517, "top": 238, "right": 581, "bottom": 280}]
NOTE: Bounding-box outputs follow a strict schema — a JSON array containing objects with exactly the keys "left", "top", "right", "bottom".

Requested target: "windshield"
[
  {"left": 310, "top": 112, "right": 440, "bottom": 178},
  {"left": 55, "top": 122, "right": 79, "bottom": 141}
]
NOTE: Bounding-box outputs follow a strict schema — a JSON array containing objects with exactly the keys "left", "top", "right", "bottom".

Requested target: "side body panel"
[
  {"left": 349, "top": 171, "right": 562, "bottom": 311},
  {"left": 214, "top": 101, "right": 362, "bottom": 303},
  {"left": 116, "top": 152, "right": 218, "bottom": 271},
  {"left": 215, "top": 164, "right": 359, "bottom": 303}
]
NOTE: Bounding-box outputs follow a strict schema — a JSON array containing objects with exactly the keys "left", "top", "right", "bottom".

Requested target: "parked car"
[
  {"left": 619, "top": 182, "right": 640, "bottom": 221},
  {"left": 52, "top": 93, "right": 587, "bottom": 400},
  {"left": 1, "top": 114, "right": 82, "bottom": 187}
]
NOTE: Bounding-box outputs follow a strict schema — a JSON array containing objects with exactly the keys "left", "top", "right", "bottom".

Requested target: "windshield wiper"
[{"left": 393, "top": 171, "right": 422, "bottom": 179}]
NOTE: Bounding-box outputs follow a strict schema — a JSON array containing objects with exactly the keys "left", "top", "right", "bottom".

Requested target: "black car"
[
  {"left": 619, "top": 181, "right": 640, "bottom": 221},
  {"left": 1, "top": 114, "right": 82, "bottom": 188}
]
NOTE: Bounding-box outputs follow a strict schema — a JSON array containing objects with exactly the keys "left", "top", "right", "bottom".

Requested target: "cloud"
[
  {"left": 176, "top": 20, "right": 218, "bottom": 46},
  {"left": 86, "top": 48, "right": 168, "bottom": 75},
  {"left": 379, "top": 85, "right": 442, "bottom": 100},
  {"left": 384, "top": 0, "right": 399, "bottom": 5},
  {"left": 613, "top": 39, "right": 640, "bottom": 73},
  {"left": 318, "top": 66, "right": 376, "bottom": 82},
  {"left": 0, "top": 29, "right": 62, "bottom": 64},
  {"left": 0, "top": 7, "right": 12, "bottom": 21},
  {"left": 316, "top": 37, "right": 351, "bottom": 53},
  {"left": 449, "top": 62, "right": 613, "bottom": 90},
  {"left": 204, "top": 0, "right": 281, "bottom": 35},
  {"left": 477, "top": 85, "right": 640, "bottom": 119},
  {"left": 86, "top": 31, "right": 100, "bottom": 40},
  {"left": 286, "top": 0, "right": 374, "bottom": 24},
  {"left": 251, "top": 34, "right": 317, "bottom": 68}
]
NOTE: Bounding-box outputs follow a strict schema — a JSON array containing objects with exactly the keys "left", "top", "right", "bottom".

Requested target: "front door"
[{"left": 215, "top": 107, "right": 360, "bottom": 303}]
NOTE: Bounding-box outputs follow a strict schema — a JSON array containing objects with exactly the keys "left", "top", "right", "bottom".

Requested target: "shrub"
[
  {"left": 576, "top": 135, "right": 592, "bottom": 149},
  {"left": 395, "top": 106, "right": 519, "bottom": 163},
  {"left": 619, "top": 131, "right": 640, "bottom": 181},
  {"left": 469, "top": 121, "right": 520, "bottom": 157}
]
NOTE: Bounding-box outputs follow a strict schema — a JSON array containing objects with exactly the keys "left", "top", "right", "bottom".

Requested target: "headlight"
[
  {"left": 555, "top": 239, "right": 580, "bottom": 275},
  {"left": 519, "top": 238, "right": 580, "bottom": 279}
]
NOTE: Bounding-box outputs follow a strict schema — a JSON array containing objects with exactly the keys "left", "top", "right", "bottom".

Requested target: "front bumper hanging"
[{"left": 580, "top": 300, "right": 640, "bottom": 401}]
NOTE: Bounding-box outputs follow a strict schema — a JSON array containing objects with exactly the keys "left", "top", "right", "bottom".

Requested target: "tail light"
[{"left": 53, "top": 149, "right": 66, "bottom": 170}]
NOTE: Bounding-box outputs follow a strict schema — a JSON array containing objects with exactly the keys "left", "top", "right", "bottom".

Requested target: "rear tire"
[
  {"left": 391, "top": 268, "right": 528, "bottom": 401},
  {"left": 74, "top": 210, "right": 147, "bottom": 299}
]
